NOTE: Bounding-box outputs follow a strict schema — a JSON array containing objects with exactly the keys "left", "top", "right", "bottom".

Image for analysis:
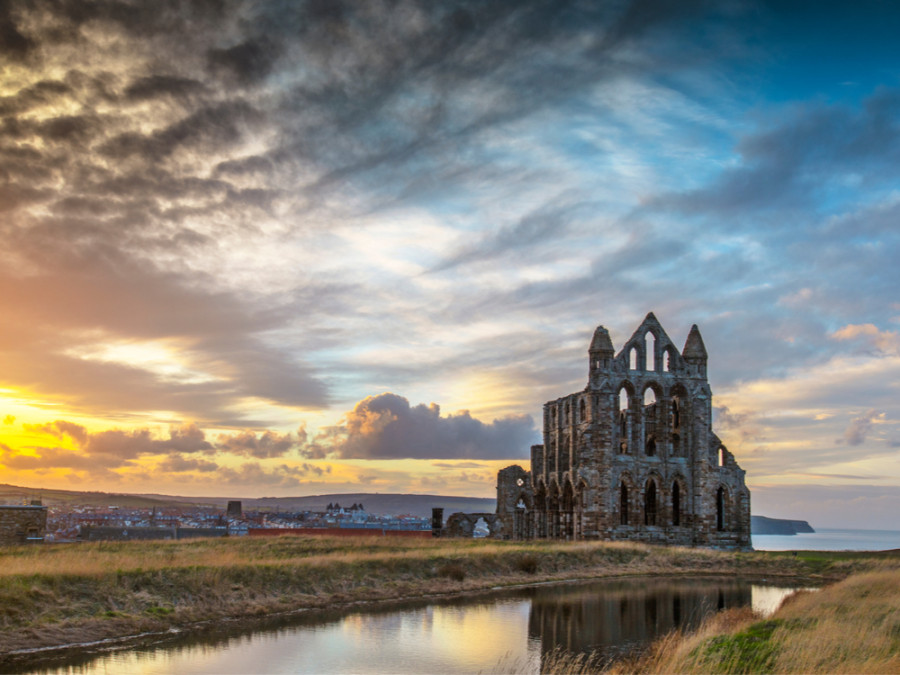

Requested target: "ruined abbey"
[{"left": 495, "top": 313, "right": 751, "bottom": 549}]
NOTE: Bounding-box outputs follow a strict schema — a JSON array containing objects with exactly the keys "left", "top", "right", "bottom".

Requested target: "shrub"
[
  {"left": 437, "top": 563, "right": 466, "bottom": 582},
  {"left": 515, "top": 554, "right": 539, "bottom": 574}
]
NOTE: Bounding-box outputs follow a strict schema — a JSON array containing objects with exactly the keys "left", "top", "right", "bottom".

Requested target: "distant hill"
[
  {"left": 0, "top": 484, "right": 493, "bottom": 518},
  {"left": 0, "top": 484, "right": 197, "bottom": 509},
  {"left": 0, "top": 484, "right": 815, "bottom": 526},
  {"left": 244, "top": 494, "right": 495, "bottom": 518},
  {"left": 752, "top": 515, "right": 815, "bottom": 535}
]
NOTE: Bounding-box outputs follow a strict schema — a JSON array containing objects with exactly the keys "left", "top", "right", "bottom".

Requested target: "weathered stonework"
[
  {"left": 0, "top": 505, "right": 47, "bottom": 545},
  {"left": 495, "top": 313, "right": 751, "bottom": 550}
]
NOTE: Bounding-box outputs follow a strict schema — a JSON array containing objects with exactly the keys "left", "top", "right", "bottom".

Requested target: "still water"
[
  {"left": 28, "top": 578, "right": 802, "bottom": 675},
  {"left": 753, "top": 528, "right": 900, "bottom": 552}
]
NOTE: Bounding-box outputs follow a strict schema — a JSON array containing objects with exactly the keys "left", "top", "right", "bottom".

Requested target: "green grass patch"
[{"left": 701, "top": 618, "right": 783, "bottom": 674}]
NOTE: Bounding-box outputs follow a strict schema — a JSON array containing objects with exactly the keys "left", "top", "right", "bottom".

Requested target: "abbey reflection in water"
[{"left": 528, "top": 578, "right": 753, "bottom": 665}]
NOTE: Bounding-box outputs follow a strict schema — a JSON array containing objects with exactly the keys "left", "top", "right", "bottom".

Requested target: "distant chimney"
[{"left": 431, "top": 508, "right": 444, "bottom": 537}]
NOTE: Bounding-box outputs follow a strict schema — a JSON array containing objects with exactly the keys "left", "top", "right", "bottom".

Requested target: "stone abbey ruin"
[{"left": 493, "top": 313, "right": 751, "bottom": 549}]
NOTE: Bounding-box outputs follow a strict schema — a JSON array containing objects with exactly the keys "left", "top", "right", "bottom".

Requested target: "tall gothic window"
[
  {"left": 644, "top": 481, "right": 658, "bottom": 526},
  {"left": 716, "top": 486, "right": 726, "bottom": 531},
  {"left": 672, "top": 481, "right": 681, "bottom": 526}
]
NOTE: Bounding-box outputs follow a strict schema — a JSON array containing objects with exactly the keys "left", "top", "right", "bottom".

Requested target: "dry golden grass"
[{"left": 597, "top": 567, "right": 900, "bottom": 674}]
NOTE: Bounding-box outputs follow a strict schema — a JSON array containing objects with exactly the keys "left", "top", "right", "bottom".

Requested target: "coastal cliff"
[{"left": 751, "top": 515, "right": 815, "bottom": 535}]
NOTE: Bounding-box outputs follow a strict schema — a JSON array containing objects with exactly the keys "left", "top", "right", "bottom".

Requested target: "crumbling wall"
[
  {"left": 496, "top": 313, "right": 752, "bottom": 550},
  {"left": 0, "top": 506, "right": 47, "bottom": 545},
  {"left": 444, "top": 513, "right": 507, "bottom": 539}
]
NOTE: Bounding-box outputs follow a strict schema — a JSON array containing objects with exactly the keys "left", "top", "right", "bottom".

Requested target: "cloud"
[
  {"left": 157, "top": 455, "right": 220, "bottom": 473},
  {"left": 648, "top": 88, "right": 900, "bottom": 217},
  {"left": 307, "top": 393, "right": 537, "bottom": 460},
  {"left": 831, "top": 324, "right": 900, "bottom": 356},
  {"left": 8, "top": 421, "right": 215, "bottom": 471},
  {"left": 216, "top": 430, "right": 298, "bottom": 458},
  {"left": 218, "top": 461, "right": 328, "bottom": 488},
  {"left": 839, "top": 409, "right": 883, "bottom": 447},
  {"left": 24, "top": 420, "right": 89, "bottom": 445}
]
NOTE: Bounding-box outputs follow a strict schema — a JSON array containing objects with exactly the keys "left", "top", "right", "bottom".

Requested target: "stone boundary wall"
[{"left": 0, "top": 505, "right": 47, "bottom": 545}]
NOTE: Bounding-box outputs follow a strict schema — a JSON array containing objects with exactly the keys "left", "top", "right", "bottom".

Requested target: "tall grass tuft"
[{"left": 600, "top": 568, "right": 900, "bottom": 674}]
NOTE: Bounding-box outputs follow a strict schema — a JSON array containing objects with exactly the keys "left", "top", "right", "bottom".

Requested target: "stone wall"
[{"left": 0, "top": 505, "right": 47, "bottom": 544}]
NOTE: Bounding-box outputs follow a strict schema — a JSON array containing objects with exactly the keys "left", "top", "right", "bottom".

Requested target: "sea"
[{"left": 752, "top": 527, "right": 900, "bottom": 551}]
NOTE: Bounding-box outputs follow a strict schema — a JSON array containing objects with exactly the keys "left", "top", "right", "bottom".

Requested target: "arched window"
[
  {"left": 646, "top": 435, "right": 656, "bottom": 456},
  {"left": 716, "top": 486, "right": 726, "bottom": 531},
  {"left": 629, "top": 347, "right": 638, "bottom": 370},
  {"left": 644, "top": 480, "right": 658, "bottom": 526},
  {"left": 672, "top": 398, "right": 680, "bottom": 429},
  {"left": 620, "top": 482, "right": 629, "bottom": 525},
  {"left": 579, "top": 398, "right": 586, "bottom": 422},
  {"left": 663, "top": 350, "right": 670, "bottom": 372},
  {"left": 718, "top": 447, "right": 726, "bottom": 467},
  {"left": 619, "top": 388, "right": 629, "bottom": 411},
  {"left": 645, "top": 332, "right": 656, "bottom": 371},
  {"left": 671, "top": 433, "right": 681, "bottom": 457},
  {"left": 672, "top": 481, "right": 681, "bottom": 526},
  {"left": 644, "top": 388, "right": 657, "bottom": 406}
]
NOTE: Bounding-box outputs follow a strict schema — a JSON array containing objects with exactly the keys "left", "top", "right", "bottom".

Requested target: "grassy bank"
[
  {"left": 592, "top": 563, "right": 900, "bottom": 674},
  {"left": 0, "top": 536, "right": 891, "bottom": 667}
]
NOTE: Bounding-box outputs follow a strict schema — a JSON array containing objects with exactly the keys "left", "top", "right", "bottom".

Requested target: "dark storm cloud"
[
  {"left": 123, "top": 75, "right": 209, "bottom": 102},
  {"left": 208, "top": 36, "right": 282, "bottom": 84},
  {"left": 0, "top": 0, "right": 738, "bottom": 423},
  {"left": 307, "top": 393, "right": 537, "bottom": 460},
  {"left": 0, "top": 0, "right": 35, "bottom": 60}
]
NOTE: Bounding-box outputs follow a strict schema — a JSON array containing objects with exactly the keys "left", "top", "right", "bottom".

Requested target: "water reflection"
[
  {"left": 528, "top": 579, "right": 753, "bottom": 669},
  {"left": 19, "top": 578, "right": 801, "bottom": 675}
]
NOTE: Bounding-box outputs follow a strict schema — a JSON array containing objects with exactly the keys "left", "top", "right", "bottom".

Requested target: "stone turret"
[
  {"left": 589, "top": 325, "right": 614, "bottom": 384},
  {"left": 682, "top": 324, "right": 708, "bottom": 378}
]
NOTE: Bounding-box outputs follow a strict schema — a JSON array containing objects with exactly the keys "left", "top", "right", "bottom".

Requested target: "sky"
[{"left": 1, "top": 0, "right": 899, "bottom": 529}]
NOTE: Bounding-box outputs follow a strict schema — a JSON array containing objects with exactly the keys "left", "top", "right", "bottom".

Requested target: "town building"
[{"left": 494, "top": 313, "right": 751, "bottom": 549}]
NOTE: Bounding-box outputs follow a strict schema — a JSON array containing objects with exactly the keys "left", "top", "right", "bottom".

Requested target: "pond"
[{"left": 23, "top": 577, "right": 804, "bottom": 674}]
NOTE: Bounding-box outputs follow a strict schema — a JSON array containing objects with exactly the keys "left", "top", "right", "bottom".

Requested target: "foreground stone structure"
[
  {"left": 495, "top": 313, "right": 751, "bottom": 549},
  {"left": 0, "top": 504, "right": 47, "bottom": 544}
]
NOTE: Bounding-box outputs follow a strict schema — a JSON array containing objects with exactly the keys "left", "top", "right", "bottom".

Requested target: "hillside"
[{"left": 0, "top": 484, "right": 493, "bottom": 517}]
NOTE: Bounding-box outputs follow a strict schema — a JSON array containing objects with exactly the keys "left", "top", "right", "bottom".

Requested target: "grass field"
[{"left": 0, "top": 536, "right": 896, "bottom": 671}]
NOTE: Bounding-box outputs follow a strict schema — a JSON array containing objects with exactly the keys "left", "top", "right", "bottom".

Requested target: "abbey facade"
[{"left": 495, "top": 313, "right": 751, "bottom": 549}]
